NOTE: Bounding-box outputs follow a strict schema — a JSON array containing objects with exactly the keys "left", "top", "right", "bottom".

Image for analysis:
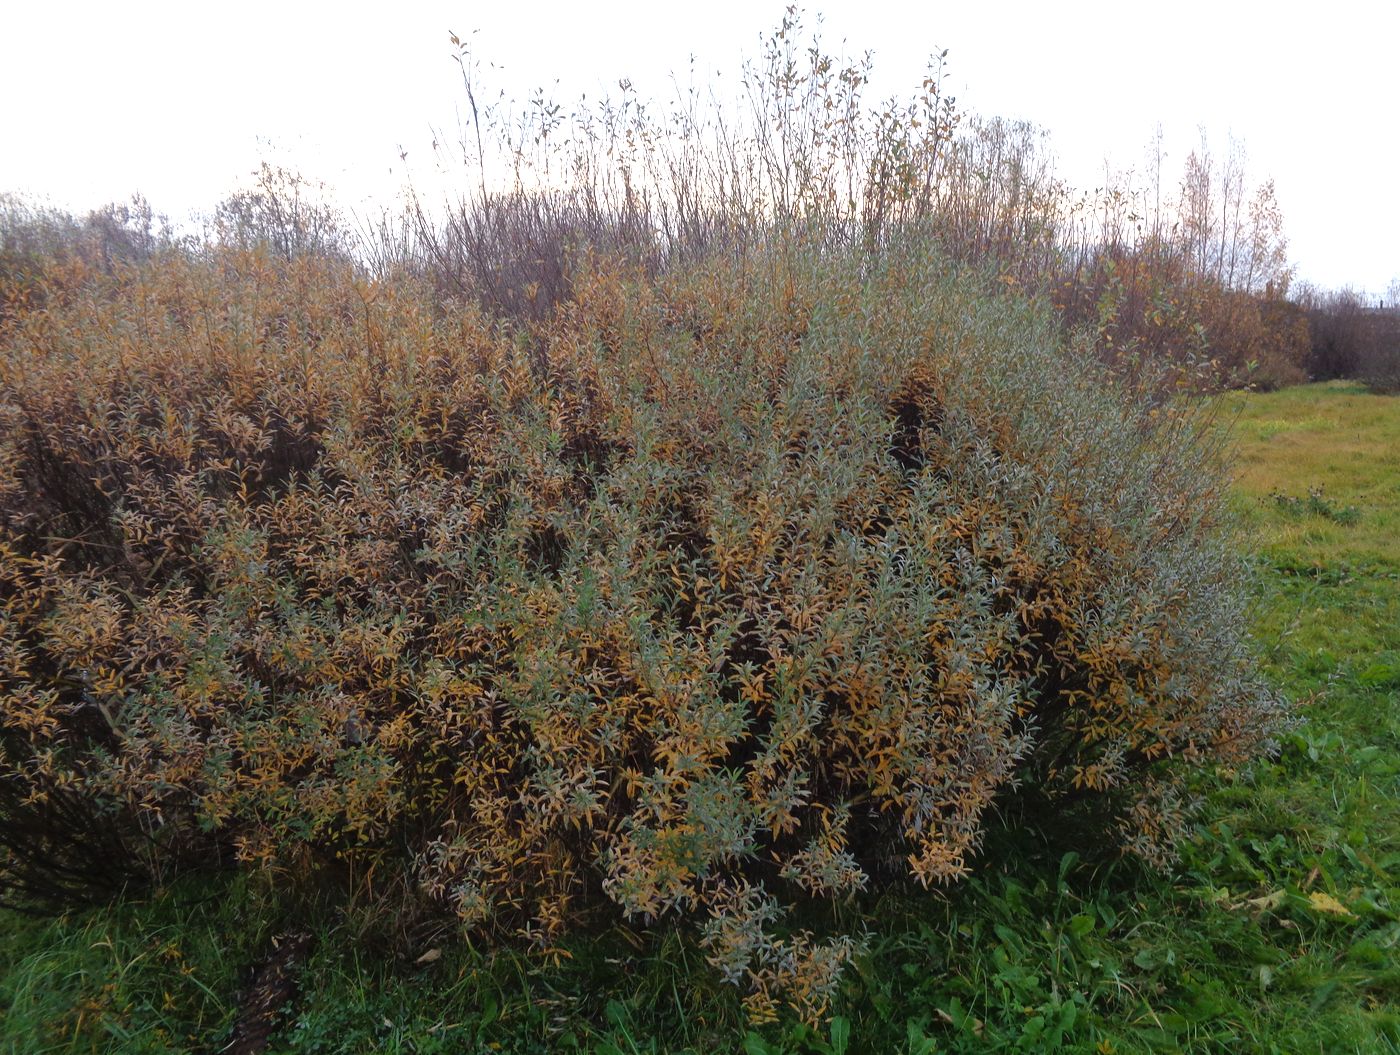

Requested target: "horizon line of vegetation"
[{"left": 3, "top": 7, "right": 1396, "bottom": 394}]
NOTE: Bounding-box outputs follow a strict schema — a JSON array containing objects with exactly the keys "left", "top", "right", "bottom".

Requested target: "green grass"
[
  {"left": 2, "top": 382, "right": 1397, "bottom": 1053},
  {"left": 1224, "top": 380, "right": 1400, "bottom": 569},
  {"left": 0, "top": 881, "right": 259, "bottom": 1054}
]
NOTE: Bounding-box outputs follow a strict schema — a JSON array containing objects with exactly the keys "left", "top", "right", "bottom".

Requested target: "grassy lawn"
[{"left": 1, "top": 381, "right": 1396, "bottom": 1054}]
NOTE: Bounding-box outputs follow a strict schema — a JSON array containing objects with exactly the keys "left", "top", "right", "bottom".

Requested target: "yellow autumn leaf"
[{"left": 1306, "top": 891, "right": 1354, "bottom": 917}]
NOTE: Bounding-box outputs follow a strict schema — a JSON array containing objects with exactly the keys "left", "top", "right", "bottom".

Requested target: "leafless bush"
[
  {"left": 213, "top": 163, "right": 351, "bottom": 263},
  {"left": 366, "top": 9, "right": 1302, "bottom": 396}
]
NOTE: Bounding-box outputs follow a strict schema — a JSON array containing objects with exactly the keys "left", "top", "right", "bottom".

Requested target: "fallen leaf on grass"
[
  {"left": 1243, "top": 890, "right": 1286, "bottom": 912},
  {"left": 1306, "top": 892, "right": 1354, "bottom": 917}
]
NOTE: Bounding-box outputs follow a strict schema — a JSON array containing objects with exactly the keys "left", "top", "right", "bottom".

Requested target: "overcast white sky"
[{"left": 4, "top": 1, "right": 1396, "bottom": 293}]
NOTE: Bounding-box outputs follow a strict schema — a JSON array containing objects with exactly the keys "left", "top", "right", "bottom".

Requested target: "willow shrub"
[{"left": 0, "top": 244, "right": 1288, "bottom": 1022}]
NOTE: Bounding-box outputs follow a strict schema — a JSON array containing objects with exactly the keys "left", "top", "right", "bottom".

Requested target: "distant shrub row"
[
  {"left": 1295, "top": 287, "right": 1400, "bottom": 394},
  {"left": 0, "top": 241, "right": 1289, "bottom": 1020},
  {"left": 6, "top": 5, "right": 1366, "bottom": 400}
]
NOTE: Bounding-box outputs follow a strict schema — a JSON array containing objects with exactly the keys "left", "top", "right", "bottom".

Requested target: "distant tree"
[
  {"left": 1241, "top": 179, "right": 1290, "bottom": 295},
  {"left": 1178, "top": 133, "right": 1218, "bottom": 281},
  {"left": 1174, "top": 134, "right": 1286, "bottom": 296},
  {"left": 213, "top": 163, "right": 347, "bottom": 261}
]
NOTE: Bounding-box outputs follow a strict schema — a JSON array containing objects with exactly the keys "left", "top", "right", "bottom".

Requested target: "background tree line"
[{"left": 2, "top": 10, "right": 1395, "bottom": 394}]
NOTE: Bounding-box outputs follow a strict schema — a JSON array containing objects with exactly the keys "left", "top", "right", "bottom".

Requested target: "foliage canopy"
[{"left": 0, "top": 239, "right": 1289, "bottom": 1019}]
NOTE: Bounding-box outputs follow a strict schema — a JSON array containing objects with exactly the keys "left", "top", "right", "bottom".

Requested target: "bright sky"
[{"left": 5, "top": 1, "right": 1396, "bottom": 294}]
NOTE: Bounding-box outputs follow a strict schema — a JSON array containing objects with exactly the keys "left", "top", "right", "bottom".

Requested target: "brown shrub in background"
[
  {"left": 372, "top": 20, "right": 1305, "bottom": 395},
  {"left": 1298, "top": 287, "right": 1400, "bottom": 393}
]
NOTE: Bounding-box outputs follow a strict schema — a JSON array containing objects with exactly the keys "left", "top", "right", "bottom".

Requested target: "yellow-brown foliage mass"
[{"left": 0, "top": 243, "right": 1289, "bottom": 1020}]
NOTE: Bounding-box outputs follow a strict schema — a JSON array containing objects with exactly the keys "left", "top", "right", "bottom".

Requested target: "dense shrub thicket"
[
  {"left": 1298, "top": 287, "right": 1400, "bottom": 394},
  {"left": 0, "top": 240, "right": 1288, "bottom": 1019},
  {"left": 0, "top": 194, "right": 170, "bottom": 329}
]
